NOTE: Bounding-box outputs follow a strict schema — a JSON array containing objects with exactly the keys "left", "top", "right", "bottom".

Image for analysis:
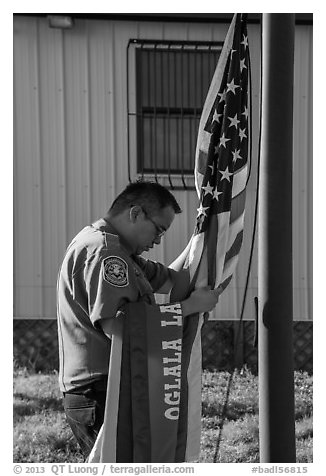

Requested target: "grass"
[
  {"left": 199, "top": 368, "right": 313, "bottom": 463},
  {"left": 13, "top": 369, "right": 84, "bottom": 463},
  {"left": 13, "top": 366, "right": 312, "bottom": 463}
]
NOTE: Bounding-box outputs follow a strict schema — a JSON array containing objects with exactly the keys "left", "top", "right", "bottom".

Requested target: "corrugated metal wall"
[{"left": 13, "top": 15, "right": 312, "bottom": 320}]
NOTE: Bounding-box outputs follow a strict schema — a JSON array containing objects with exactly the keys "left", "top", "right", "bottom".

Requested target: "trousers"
[{"left": 63, "top": 381, "right": 107, "bottom": 459}]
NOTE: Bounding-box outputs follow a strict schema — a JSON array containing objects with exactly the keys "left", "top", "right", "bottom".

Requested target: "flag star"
[
  {"left": 213, "top": 189, "right": 223, "bottom": 202},
  {"left": 228, "top": 113, "right": 240, "bottom": 129},
  {"left": 219, "top": 133, "right": 231, "bottom": 148},
  {"left": 212, "top": 109, "right": 222, "bottom": 124},
  {"left": 202, "top": 182, "right": 214, "bottom": 196},
  {"left": 219, "top": 166, "right": 233, "bottom": 182},
  {"left": 217, "top": 89, "right": 227, "bottom": 103},
  {"left": 242, "top": 105, "right": 248, "bottom": 119},
  {"left": 232, "top": 148, "right": 243, "bottom": 163},
  {"left": 197, "top": 204, "right": 210, "bottom": 217},
  {"left": 241, "top": 35, "right": 249, "bottom": 50},
  {"left": 239, "top": 127, "right": 247, "bottom": 141},
  {"left": 226, "top": 78, "right": 240, "bottom": 95},
  {"left": 240, "top": 58, "right": 247, "bottom": 72}
]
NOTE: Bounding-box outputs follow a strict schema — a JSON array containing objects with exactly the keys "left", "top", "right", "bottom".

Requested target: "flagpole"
[{"left": 258, "top": 13, "right": 296, "bottom": 462}]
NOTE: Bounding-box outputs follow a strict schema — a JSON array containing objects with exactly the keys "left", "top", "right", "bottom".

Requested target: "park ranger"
[{"left": 57, "top": 180, "right": 220, "bottom": 459}]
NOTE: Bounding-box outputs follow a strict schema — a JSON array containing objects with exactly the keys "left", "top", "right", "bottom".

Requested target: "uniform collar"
[
  {"left": 91, "top": 218, "right": 114, "bottom": 233},
  {"left": 91, "top": 218, "right": 133, "bottom": 256}
]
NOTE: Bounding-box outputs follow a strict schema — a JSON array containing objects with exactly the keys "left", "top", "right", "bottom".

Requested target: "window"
[{"left": 127, "top": 40, "right": 222, "bottom": 188}]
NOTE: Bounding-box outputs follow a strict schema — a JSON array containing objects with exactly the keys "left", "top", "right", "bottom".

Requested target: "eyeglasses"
[{"left": 143, "top": 209, "right": 166, "bottom": 238}]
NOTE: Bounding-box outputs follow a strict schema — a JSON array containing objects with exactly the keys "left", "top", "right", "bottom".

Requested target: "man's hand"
[{"left": 181, "top": 285, "right": 223, "bottom": 317}]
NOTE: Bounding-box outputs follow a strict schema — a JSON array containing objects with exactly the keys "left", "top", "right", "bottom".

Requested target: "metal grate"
[{"left": 127, "top": 39, "right": 223, "bottom": 189}]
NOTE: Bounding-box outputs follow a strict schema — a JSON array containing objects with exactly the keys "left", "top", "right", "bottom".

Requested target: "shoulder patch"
[{"left": 103, "top": 256, "right": 129, "bottom": 287}]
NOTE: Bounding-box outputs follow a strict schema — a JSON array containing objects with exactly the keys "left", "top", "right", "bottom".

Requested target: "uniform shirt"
[{"left": 57, "top": 218, "right": 170, "bottom": 393}]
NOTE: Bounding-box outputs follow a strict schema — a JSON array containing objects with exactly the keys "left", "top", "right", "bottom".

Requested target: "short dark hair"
[{"left": 108, "top": 180, "right": 182, "bottom": 217}]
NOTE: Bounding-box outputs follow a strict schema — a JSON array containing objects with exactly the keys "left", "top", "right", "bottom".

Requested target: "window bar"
[
  {"left": 189, "top": 46, "right": 195, "bottom": 179},
  {"left": 193, "top": 45, "right": 198, "bottom": 178},
  {"left": 180, "top": 46, "right": 186, "bottom": 187},
  {"left": 139, "top": 44, "right": 145, "bottom": 179},
  {"left": 200, "top": 47, "right": 205, "bottom": 106},
  {"left": 173, "top": 48, "right": 181, "bottom": 187},
  {"left": 146, "top": 48, "right": 153, "bottom": 177},
  {"left": 209, "top": 44, "right": 215, "bottom": 81},
  {"left": 126, "top": 41, "right": 131, "bottom": 182},
  {"left": 167, "top": 44, "right": 174, "bottom": 189},
  {"left": 153, "top": 44, "right": 158, "bottom": 183},
  {"left": 179, "top": 46, "right": 187, "bottom": 189},
  {"left": 161, "top": 47, "right": 167, "bottom": 177},
  {"left": 174, "top": 48, "right": 179, "bottom": 173},
  {"left": 195, "top": 47, "right": 204, "bottom": 165}
]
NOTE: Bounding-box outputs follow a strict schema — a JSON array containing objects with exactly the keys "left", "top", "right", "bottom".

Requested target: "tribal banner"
[{"left": 88, "top": 301, "right": 200, "bottom": 462}]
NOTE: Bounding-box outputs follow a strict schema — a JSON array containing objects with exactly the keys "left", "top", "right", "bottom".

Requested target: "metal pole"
[{"left": 258, "top": 13, "right": 296, "bottom": 462}]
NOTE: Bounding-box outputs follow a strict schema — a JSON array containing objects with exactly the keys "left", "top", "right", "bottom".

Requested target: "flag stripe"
[
  {"left": 230, "top": 189, "right": 246, "bottom": 223},
  {"left": 169, "top": 239, "right": 193, "bottom": 271},
  {"left": 227, "top": 212, "right": 245, "bottom": 248},
  {"left": 215, "top": 211, "right": 232, "bottom": 285},
  {"left": 222, "top": 254, "right": 240, "bottom": 282},
  {"left": 87, "top": 321, "right": 123, "bottom": 463},
  {"left": 224, "top": 229, "right": 244, "bottom": 264},
  {"left": 129, "top": 308, "right": 152, "bottom": 462},
  {"left": 232, "top": 165, "right": 248, "bottom": 198},
  {"left": 184, "top": 314, "right": 204, "bottom": 461},
  {"left": 219, "top": 274, "right": 233, "bottom": 291},
  {"left": 116, "top": 316, "right": 134, "bottom": 462},
  {"left": 175, "top": 312, "right": 202, "bottom": 461},
  {"left": 193, "top": 247, "right": 210, "bottom": 288},
  {"left": 206, "top": 214, "right": 218, "bottom": 287},
  {"left": 188, "top": 233, "right": 205, "bottom": 284}
]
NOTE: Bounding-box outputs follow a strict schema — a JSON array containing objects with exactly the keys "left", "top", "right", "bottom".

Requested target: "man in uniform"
[{"left": 57, "top": 180, "right": 220, "bottom": 459}]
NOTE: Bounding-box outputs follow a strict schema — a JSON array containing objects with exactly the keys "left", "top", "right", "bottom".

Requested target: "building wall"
[{"left": 13, "top": 15, "right": 312, "bottom": 320}]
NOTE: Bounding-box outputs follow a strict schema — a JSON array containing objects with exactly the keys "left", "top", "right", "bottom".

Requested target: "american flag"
[
  {"left": 172, "top": 13, "right": 250, "bottom": 302},
  {"left": 163, "top": 14, "right": 251, "bottom": 460}
]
